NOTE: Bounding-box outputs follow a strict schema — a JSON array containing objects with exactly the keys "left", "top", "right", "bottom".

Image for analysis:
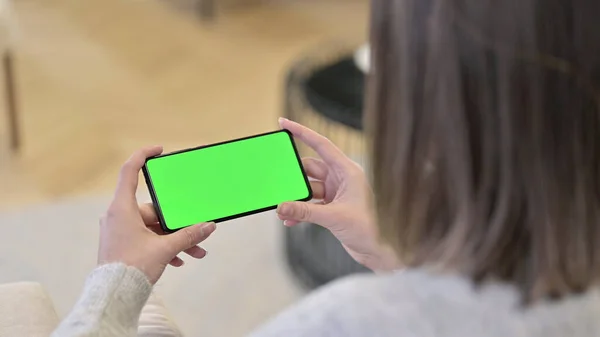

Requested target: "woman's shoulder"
[
  {"left": 249, "top": 270, "right": 477, "bottom": 337},
  {"left": 250, "top": 269, "right": 600, "bottom": 337}
]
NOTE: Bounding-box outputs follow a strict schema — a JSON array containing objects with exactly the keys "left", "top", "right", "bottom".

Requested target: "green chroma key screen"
[{"left": 144, "top": 130, "right": 311, "bottom": 231}]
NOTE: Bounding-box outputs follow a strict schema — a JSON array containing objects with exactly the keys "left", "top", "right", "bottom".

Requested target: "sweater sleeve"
[{"left": 52, "top": 263, "right": 153, "bottom": 337}]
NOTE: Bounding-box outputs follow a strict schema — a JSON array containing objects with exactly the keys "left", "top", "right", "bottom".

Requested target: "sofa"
[{"left": 0, "top": 282, "right": 182, "bottom": 337}]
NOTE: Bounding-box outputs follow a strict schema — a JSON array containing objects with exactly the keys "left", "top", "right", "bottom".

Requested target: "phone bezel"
[{"left": 142, "top": 129, "right": 313, "bottom": 233}]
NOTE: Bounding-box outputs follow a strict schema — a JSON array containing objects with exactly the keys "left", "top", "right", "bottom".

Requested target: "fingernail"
[
  {"left": 279, "top": 117, "right": 288, "bottom": 123},
  {"left": 277, "top": 203, "right": 289, "bottom": 215},
  {"left": 283, "top": 220, "right": 291, "bottom": 227},
  {"left": 200, "top": 222, "right": 216, "bottom": 233}
]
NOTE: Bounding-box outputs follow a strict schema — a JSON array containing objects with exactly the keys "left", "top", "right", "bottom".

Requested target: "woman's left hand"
[{"left": 98, "top": 146, "right": 217, "bottom": 284}]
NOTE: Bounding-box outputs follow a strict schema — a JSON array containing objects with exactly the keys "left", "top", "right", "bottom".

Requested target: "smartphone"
[{"left": 143, "top": 130, "right": 312, "bottom": 232}]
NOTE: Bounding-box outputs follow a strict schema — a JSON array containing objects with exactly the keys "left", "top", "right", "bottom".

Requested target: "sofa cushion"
[{"left": 0, "top": 282, "right": 60, "bottom": 337}]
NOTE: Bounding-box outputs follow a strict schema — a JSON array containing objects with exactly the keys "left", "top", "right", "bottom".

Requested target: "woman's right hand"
[{"left": 277, "top": 118, "right": 400, "bottom": 273}]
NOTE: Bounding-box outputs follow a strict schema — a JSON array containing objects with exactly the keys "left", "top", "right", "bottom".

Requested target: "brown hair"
[{"left": 367, "top": 0, "right": 600, "bottom": 301}]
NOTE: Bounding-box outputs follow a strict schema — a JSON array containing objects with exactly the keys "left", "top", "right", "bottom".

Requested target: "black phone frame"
[{"left": 142, "top": 129, "right": 313, "bottom": 233}]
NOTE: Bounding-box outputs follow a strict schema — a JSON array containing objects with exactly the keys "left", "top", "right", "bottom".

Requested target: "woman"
[{"left": 53, "top": 0, "right": 600, "bottom": 336}]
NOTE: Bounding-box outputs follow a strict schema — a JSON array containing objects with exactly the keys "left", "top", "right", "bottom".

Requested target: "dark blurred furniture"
[
  {"left": 283, "top": 45, "right": 370, "bottom": 290},
  {"left": 195, "top": 0, "right": 266, "bottom": 21},
  {"left": 3, "top": 49, "right": 19, "bottom": 152},
  {"left": 197, "top": 0, "right": 216, "bottom": 20}
]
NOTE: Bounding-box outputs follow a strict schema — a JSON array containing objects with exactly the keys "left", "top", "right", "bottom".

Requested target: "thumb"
[
  {"left": 277, "top": 202, "right": 328, "bottom": 224},
  {"left": 166, "top": 222, "right": 216, "bottom": 254}
]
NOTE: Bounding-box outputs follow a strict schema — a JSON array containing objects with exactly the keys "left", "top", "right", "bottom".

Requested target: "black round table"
[{"left": 283, "top": 49, "right": 370, "bottom": 290}]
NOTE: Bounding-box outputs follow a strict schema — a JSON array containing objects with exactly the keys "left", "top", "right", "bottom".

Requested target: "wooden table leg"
[
  {"left": 3, "top": 50, "right": 19, "bottom": 152},
  {"left": 197, "top": 0, "right": 216, "bottom": 21}
]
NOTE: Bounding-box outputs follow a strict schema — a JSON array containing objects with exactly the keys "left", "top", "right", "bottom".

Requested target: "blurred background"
[{"left": 0, "top": 0, "right": 369, "bottom": 335}]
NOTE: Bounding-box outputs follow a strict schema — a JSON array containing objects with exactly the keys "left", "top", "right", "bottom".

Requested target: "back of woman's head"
[{"left": 367, "top": 0, "right": 600, "bottom": 301}]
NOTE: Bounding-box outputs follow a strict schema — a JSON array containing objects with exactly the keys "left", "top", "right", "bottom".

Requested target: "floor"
[{"left": 0, "top": 0, "right": 368, "bottom": 210}]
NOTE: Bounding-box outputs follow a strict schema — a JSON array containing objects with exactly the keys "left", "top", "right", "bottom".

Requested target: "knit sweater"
[{"left": 52, "top": 263, "right": 600, "bottom": 336}]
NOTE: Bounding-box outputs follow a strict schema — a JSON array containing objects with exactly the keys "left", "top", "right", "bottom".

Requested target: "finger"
[
  {"left": 184, "top": 245, "right": 207, "bottom": 259},
  {"left": 283, "top": 220, "right": 300, "bottom": 227},
  {"left": 147, "top": 223, "right": 164, "bottom": 235},
  {"left": 169, "top": 256, "right": 184, "bottom": 267},
  {"left": 276, "top": 201, "right": 329, "bottom": 224},
  {"left": 310, "top": 180, "right": 325, "bottom": 200},
  {"left": 166, "top": 222, "right": 216, "bottom": 254},
  {"left": 115, "top": 146, "right": 163, "bottom": 202},
  {"left": 302, "top": 157, "right": 328, "bottom": 180},
  {"left": 279, "top": 118, "right": 347, "bottom": 167},
  {"left": 139, "top": 203, "right": 159, "bottom": 225}
]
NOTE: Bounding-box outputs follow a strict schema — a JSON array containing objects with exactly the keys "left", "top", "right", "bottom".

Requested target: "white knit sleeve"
[{"left": 52, "top": 263, "right": 152, "bottom": 337}]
